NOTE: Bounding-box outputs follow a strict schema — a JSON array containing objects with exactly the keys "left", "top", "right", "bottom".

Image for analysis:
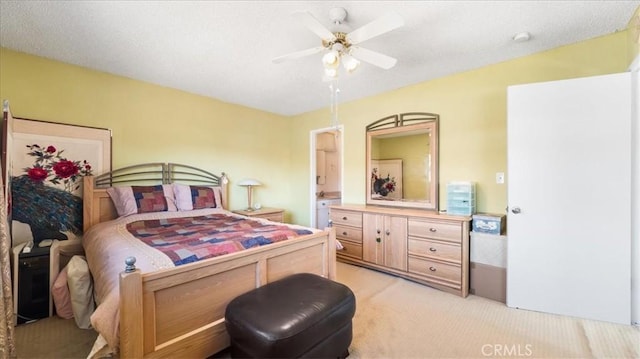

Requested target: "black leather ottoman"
[{"left": 225, "top": 273, "right": 356, "bottom": 358}]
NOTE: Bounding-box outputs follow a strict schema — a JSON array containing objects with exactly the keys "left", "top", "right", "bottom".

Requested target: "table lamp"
[{"left": 238, "top": 178, "right": 262, "bottom": 211}]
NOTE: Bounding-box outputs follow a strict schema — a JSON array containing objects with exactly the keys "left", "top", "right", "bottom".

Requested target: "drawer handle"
[
  {"left": 385, "top": 229, "right": 390, "bottom": 236},
  {"left": 429, "top": 247, "right": 437, "bottom": 252},
  {"left": 342, "top": 216, "right": 348, "bottom": 220},
  {"left": 376, "top": 237, "right": 381, "bottom": 243},
  {"left": 429, "top": 228, "right": 437, "bottom": 232},
  {"left": 342, "top": 231, "right": 348, "bottom": 236},
  {"left": 376, "top": 229, "right": 381, "bottom": 234},
  {"left": 429, "top": 266, "right": 437, "bottom": 272}
]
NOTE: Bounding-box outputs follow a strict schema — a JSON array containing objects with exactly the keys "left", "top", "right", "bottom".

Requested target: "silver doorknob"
[{"left": 511, "top": 207, "right": 521, "bottom": 214}]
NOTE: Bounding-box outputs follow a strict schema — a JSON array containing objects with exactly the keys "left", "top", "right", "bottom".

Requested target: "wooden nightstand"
[{"left": 232, "top": 207, "right": 285, "bottom": 223}]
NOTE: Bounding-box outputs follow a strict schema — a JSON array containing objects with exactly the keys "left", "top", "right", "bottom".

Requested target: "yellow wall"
[
  {"left": 290, "top": 30, "right": 630, "bottom": 224},
  {"left": 628, "top": 6, "right": 640, "bottom": 62},
  {"left": 0, "top": 48, "right": 293, "bottom": 214},
  {"left": 0, "top": 26, "right": 632, "bottom": 226}
]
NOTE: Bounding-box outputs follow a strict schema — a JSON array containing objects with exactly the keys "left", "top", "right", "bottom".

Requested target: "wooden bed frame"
[{"left": 82, "top": 163, "right": 336, "bottom": 358}]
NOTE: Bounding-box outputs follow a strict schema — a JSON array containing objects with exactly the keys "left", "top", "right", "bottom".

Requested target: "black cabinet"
[{"left": 16, "top": 246, "right": 50, "bottom": 324}]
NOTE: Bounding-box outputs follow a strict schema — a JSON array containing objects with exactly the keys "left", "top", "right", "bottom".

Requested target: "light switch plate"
[{"left": 496, "top": 172, "right": 505, "bottom": 184}]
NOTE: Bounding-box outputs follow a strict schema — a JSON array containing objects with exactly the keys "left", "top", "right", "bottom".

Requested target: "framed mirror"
[{"left": 366, "top": 113, "right": 438, "bottom": 210}]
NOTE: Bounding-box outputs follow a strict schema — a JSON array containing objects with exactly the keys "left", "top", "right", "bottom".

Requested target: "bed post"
[
  {"left": 220, "top": 173, "right": 229, "bottom": 210},
  {"left": 82, "top": 175, "right": 117, "bottom": 231},
  {"left": 83, "top": 176, "right": 95, "bottom": 232},
  {"left": 328, "top": 228, "right": 337, "bottom": 280},
  {"left": 120, "top": 257, "right": 144, "bottom": 358}
]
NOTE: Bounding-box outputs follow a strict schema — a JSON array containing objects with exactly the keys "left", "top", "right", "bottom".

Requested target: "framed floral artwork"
[
  {"left": 371, "top": 159, "right": 403, "bottom": 200},
  {"left": 10, "top": 117, "right": 111, "bottom": 244}
]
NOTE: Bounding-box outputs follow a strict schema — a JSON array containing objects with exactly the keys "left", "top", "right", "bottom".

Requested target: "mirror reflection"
[{"left": 366, "top": 113, "right": 438, "bottom": 210}]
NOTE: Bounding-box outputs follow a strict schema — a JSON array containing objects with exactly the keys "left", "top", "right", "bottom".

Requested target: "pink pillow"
[
  {"left": 107, "top": 185, "right": 177, "bottom": 216},
  {"left": 52, "top": 266, "right": 74, "bottom": 319}
]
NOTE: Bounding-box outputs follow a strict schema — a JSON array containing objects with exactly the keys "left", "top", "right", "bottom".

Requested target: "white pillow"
[{"left": 66, "top": 255, "right": 94, "bottom": 329}]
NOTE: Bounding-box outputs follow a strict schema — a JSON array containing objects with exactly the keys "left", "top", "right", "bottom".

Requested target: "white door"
[{"left": 507, "top": 73, "right": 631, "bottom": 324}]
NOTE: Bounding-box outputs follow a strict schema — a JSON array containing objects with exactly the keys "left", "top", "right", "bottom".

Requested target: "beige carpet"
[
  {"left": 15, "top": 315, "right": 98, "bottom": 358},
  {"left": 13, "top": 262, "right": 640, "bottom": 358},
  {"left": 338, "top": 262, "right": 639, "bottom": 359}
]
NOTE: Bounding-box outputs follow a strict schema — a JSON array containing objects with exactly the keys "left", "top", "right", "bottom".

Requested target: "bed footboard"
[{"left": 119, "top": 228, "right": 336, "bottom": 358}]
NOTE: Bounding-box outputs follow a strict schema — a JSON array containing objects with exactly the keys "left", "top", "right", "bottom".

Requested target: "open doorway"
[{"left": 309, "top": 126, "right": 343, "bottom": 229}]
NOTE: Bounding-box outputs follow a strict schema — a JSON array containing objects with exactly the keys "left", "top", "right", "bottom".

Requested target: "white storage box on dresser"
[
  {"left": 446, "top": 181, "right": 476, "bottom": 215},
  {"left": 331, "top": 204, "right": 471, "bottom": 297}
]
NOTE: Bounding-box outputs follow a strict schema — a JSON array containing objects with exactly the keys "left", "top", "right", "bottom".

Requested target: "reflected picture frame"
[{"left": 371, "top": 159, "right": 403, "bottom": 200}]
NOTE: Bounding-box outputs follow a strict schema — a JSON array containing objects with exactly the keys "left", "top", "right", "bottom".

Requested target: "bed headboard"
[{"left": 83, "top": 163, "right": 228, "bottom": 231}]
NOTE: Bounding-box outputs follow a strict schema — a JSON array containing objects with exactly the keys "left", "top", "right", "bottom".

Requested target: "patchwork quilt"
[{"left": 126, "top": 213, "right": 313, "bottom": 265}]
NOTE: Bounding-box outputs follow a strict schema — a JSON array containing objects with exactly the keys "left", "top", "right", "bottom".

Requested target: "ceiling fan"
[{"left": 272, "top": 8, "right": 404, "bottom": 78}]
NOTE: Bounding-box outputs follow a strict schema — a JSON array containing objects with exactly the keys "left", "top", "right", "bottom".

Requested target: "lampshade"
[{"left": 238, "top": 178, "right": 261, "bottom": 187}]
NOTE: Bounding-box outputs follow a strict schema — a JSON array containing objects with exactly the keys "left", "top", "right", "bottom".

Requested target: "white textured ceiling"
[{"left": 1, "top": 1, "right": 638, "bottom": 116}]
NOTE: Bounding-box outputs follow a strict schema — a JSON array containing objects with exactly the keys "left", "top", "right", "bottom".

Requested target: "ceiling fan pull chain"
[{"left": 330, "top": 80, "right": 340, "bottom": 128}]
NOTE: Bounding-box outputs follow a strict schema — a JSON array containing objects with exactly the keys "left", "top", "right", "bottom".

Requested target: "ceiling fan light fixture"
[
  {"left": 342, "top": 53, "right": 360, "bottom": 73},
  {"left": 274, "top": 8, "right": 403, "bottom": 79},
  {"left": 322, "top": 50, "right": 340, "bottom": 68}
]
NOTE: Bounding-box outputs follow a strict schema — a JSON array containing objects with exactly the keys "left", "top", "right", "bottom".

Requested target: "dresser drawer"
[
  {"left": 334, "top": 224, "right": 362, "bottom": 243},
  {"left": 408, "top": 219, "right": 461, "bottom": 243},
  {"left": 408, "top": 238, "right": 461, "bottom": 263},
  {"left": 337, "top": 240, "right": 362, "bottom": 260},
  {"left": 330, "top": 209, "right": 363, "bottom": 228},
  {"left": 408, "top": 257, "right": 461, "bottom": 284}
]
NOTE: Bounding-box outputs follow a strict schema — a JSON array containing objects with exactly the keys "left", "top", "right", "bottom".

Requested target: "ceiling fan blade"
[
  {"left": 350, "top": 47, "right": 397, "bottom": 69},
  {"left": 346, "top": 12, "right": 404, "bottom": 45},
  {"left": 293, "top": 11, "right": 337, "bottom": 41},
  {"left": 272, "top": 46, "right": 325, "bottom": 63}
]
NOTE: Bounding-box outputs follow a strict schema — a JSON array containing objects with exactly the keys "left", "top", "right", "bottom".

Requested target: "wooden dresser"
[{"left": 331, "top": 204, "right": 471, "bottom": 297}]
